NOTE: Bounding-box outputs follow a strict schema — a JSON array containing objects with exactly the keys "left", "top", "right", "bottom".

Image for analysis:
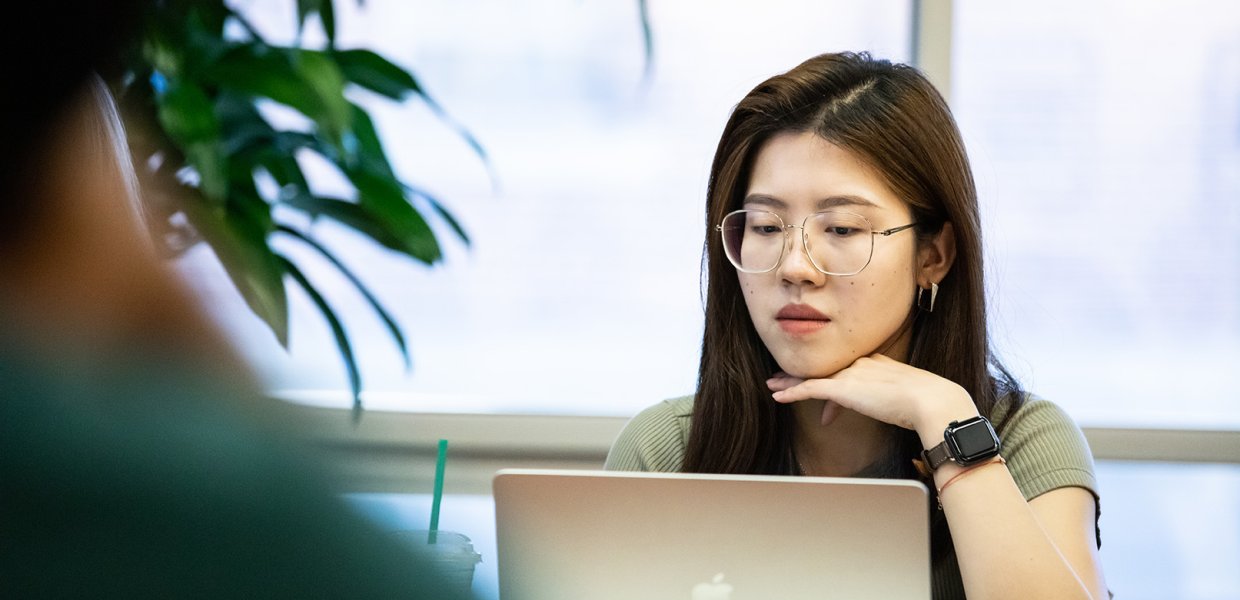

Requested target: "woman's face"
[{"left": 737, "top": 131, "right": 920, "bottom": 379}]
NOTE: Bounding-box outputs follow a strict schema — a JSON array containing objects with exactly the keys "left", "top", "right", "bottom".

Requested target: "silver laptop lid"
[{"left": 493, "top": 469, "right": 931, "bottom": 600}]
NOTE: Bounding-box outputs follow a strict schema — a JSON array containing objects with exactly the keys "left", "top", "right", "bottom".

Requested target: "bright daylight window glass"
[
  {"left": 952, "top": 0, "right": 1240, "bottom": 429},
  {"left": 183, "top": 0, "right": 912, "bottom": 415}
]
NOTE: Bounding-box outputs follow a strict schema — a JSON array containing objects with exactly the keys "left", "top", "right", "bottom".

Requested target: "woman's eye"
[
  {"left": 751, "top": 225, "right": 782, "bottom": 235},
  {"left": 827, "top": 226, "right": 857, "bottom": 236}
]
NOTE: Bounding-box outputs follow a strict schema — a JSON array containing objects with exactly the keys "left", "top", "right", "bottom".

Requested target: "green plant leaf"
[
  {"left": 185, "top": 141, "right": 229, "bottom": 203},
  {"left": 346, "top": 103, "right": 395, "bottom": 177},
  {"left": 637, "top": 0, "right": 655, "bottom": 84},
  {"left": 296, "top": 0, "right": 336, "bottom": 46},
  {"left": 181, "top": 2, "right": 235, "bottom": 70},
  {"left": 408, "top": 184, "right": 470, "bottom": 246},
  {"left": 153, "top": 82, "right": 228, "bottom": 202},
  {"left": 334, "top": 49, "right": 419, "bottom": 101},
  {"left": 157, "top": 80, "right": 218, "bottom": 143},
  {"left": 333, "top": 53, "right": 492, "bottom": 177},
  {"left": 216, "top": 92, "right": 277, "bottom": 155},
  {"left": 296, "top": 0, "right": 313, "bottom": 36},
  {"left": 277, "top": 225, "right": 411, "bottom": 369},
  {"left": 347, "top": 168, "right": 441, "bottom": 264},
  {"left": 219, "top": 120, "right": 275, "bottom": 156},
  {"left": 224, "top": 8, "right": 268, "bottom": 45},
  {"left": 417, "top": 91, "right": 491, "bottom": 175},
  {"left": 294, "top": 49, "right": 351, "bottom": 142},
  {"left": 268, "top": 131, "right": 333, "bottom": 164},
  {"left": 204, "top": 46, "right": 350, "bottom": 144},
  {"left": 279, "top": 254, "right": 362, "bottom": 412},
  {"left": 282, "top": 194, "right": 405, "bottom": 252},
  {"left": 205, "top": 47, "right": 313, "bottom": 109},
  {"left": 256, "top": 151, "right": 311, "bottom": 193},
  {"left": 320, "top": 0, "right": 337, "bottom": 47},
  {"left": 145, "top": 36, "right": 183, "bottom": 79},
  {"left": 184, "top": 201, "right": 289, "bottom": 346},
  {"left": 215, "top": 100, "right": 315, "bottom": 196},
  {"left": 226, "top": 181, "right": 277, "bottom": 234}
]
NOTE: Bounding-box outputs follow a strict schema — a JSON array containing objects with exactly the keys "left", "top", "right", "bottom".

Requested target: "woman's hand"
[{"left": 768, "top": 354, "right": 977, "bottom": 442}]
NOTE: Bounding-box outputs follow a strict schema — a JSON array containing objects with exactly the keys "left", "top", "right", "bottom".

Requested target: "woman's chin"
[{"left": 775, "top": 357, "right": 849, "bottom": 380}]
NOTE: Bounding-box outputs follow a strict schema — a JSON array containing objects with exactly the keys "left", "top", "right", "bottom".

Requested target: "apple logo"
[{"left": 691, "top": 573, "right": 733, "bottom": 600}]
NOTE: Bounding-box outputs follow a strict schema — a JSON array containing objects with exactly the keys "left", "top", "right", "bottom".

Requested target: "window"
[
  {"left": 953, "top": 0, "right": 1240, "bottom": 428},
  {"left": 185, "top": 2, "right": 1240, "bottom": 430},
  {"left": 186, "top": 0, "right": 913, "bottom": 415}
]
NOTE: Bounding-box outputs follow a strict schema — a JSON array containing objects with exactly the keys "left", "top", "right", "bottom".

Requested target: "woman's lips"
[{"left": 776, "top": 304, "right": 830, "bottom": 335}]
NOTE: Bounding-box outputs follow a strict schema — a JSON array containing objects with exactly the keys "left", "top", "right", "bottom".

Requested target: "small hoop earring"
[{"left": 917, "top": 282, "right": 939, "bottom": 313}]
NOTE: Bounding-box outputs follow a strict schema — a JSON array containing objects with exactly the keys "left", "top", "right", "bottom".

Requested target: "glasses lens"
[
  {"left": 720, "top": 210, "right": 783, "bottom": 272},
  {"left": 804, "top": 211, "right": 874, "bottom": 275}
]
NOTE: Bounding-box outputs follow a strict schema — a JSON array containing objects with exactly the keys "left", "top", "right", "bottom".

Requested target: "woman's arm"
[
  {"left": 1030, "top": 488, "right": 1109, "bottom": 597},
  {"left": 929, "top": 445, "right": 1107, "bottom": 599},
  {"left": 772, "top": 354, "right": 1108, "bottom": 600}
]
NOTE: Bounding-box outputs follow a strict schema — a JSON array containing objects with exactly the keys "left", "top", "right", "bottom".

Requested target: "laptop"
[{"left": 492, "top": 468, "right": 930, "bottom": 600}]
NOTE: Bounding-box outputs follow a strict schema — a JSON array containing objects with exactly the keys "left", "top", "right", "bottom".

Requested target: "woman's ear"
[{"left": 917, "top": 221, "right": 956, "bottom": 286}]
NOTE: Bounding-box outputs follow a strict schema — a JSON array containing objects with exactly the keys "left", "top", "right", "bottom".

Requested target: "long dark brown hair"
[{"left": 684, "top": 51, "right": 1023, "bottom": 480}]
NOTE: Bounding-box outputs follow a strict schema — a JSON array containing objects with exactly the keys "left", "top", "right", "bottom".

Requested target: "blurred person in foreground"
[{"left": 0, "top": 2, "right": 470, "bottom": 597}]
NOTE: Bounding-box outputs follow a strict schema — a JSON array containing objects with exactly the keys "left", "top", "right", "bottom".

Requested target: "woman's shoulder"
[
  {"left": 655, "top": 395, "right": 695, "bottom": 418},
  {"left": 992, "top": 392, "right": 1098, "bottom": 501},
  {"left": 993, "top": 392, "right": 1085, "bottom": 438},
  {"left": 623, "top": 395, "right": 695, "bottom": 428},
  {"left": 603, "top": 395, "right": 694, "bottom": 472}
]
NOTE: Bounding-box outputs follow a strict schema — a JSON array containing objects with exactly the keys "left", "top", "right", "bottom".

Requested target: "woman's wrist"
[{"left": 914, "top": 381, "right": 979, "bottom": 450}]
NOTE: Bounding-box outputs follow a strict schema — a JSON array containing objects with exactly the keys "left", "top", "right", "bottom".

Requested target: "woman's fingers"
[
  {"left": 766, "top": 372, "right": 803, "bottom": 393},
  {"left": 771, "top": 377, "right": 847, "bottom": 405},
  {"left": 820, "top": 399, "right": 842, "bottom": 427}
]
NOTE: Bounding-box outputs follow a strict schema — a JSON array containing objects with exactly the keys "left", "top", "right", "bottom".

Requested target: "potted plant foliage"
[
  {"left": 107, "top": 0, "right": 486, "bottom": 419},
  {"left": 108, "top": 0, "right": 653, "bottom": 419}
]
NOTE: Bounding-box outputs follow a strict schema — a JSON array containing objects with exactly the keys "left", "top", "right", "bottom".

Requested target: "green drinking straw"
[{"left": 428, "top": 439, "right": 448, "bottom": 544}]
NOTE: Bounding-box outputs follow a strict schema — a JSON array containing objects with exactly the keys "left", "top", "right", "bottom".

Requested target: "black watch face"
[{"left": 949, "top": 418, "right": 1001, "bottom": 463}]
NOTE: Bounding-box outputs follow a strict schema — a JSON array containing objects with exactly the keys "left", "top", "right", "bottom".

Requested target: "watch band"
[{"left": 922, "top": 441, "right": 953, "bottom": 471}]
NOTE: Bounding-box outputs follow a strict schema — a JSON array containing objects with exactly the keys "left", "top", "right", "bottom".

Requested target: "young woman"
[{"left": 605, "top": 52, "right": 1108, "bottom": 599}]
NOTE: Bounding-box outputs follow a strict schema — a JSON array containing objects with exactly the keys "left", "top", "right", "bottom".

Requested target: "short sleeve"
[
  {"left": 996, "top": 396, "right": 1098, "bottom": 502},
  {"left": 604, "top": 396, "right": 693, "bottom": 472}
]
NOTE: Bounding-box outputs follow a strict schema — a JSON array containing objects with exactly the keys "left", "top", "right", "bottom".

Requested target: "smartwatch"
[{"left": 922, "top": 415, "right": 1001, "bottom": 471}]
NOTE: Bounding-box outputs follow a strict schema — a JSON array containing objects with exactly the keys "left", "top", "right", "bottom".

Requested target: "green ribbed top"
[{"left": 604, "top": 394, "right": 1100, "bottom": 600}]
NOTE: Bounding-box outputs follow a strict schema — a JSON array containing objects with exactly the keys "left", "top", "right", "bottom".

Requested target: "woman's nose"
[{"left": 777, "top": 227, "right": 826, "bottom": 286}]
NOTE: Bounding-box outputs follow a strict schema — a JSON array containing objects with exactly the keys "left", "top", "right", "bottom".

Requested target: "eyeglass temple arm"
[{"left": 874, "top": 222, "right": 918, "bottom": 236}]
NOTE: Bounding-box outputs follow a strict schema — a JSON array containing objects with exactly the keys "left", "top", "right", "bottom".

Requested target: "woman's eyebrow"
[
  {"left": 817, "top": 195, "right": 879, "bottom": 210},
  {"left": 741, "top": 194, "right": 786, "bottom": 209},
  {"left": 742, "top": 194, "right": 881, "bottom": 210}
]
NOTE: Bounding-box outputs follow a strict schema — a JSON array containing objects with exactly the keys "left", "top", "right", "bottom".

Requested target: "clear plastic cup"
[{"left": 394, "top": 530, "right": 482, "bottom": 595}]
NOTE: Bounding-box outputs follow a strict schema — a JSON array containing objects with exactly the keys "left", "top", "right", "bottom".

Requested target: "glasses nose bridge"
[{"left": 779, "top": 220, "right": 816, "bottom": 270}]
